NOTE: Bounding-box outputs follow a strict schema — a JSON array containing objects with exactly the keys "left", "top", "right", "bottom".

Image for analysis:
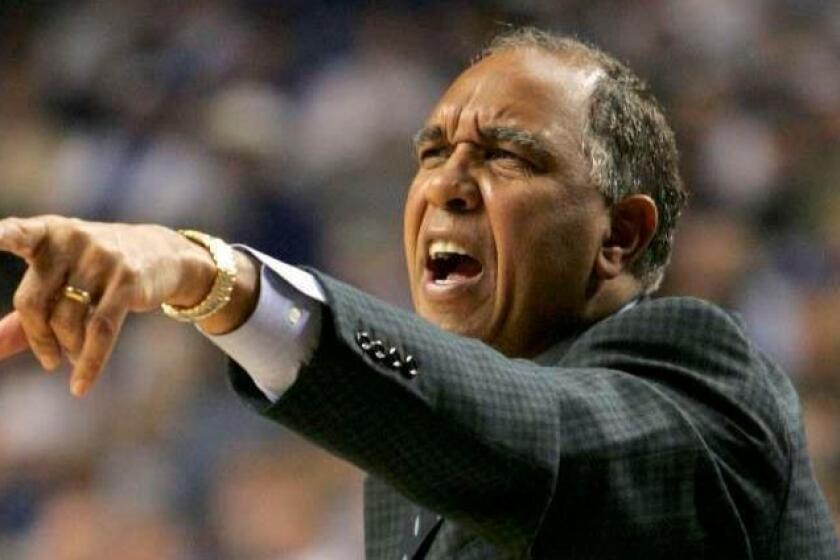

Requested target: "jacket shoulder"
[{"left": 583, "top": 295, "right": 748, "bottom": 349}]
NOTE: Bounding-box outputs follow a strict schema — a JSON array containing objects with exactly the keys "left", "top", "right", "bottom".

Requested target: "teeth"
[{"left": 429, "top": 240, "right": 470, "bottom": 259}]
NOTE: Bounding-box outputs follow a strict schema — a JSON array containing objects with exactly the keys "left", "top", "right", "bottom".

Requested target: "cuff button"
[
  {"left": 402, "top": 355, "right": 418, "bottom": 377},
  {"left": 287, "top": 306, "right": 302, "bottom": 326},
  {"left": 386, "top": 347, "right": 403, "bottom": 370},
  {"left": 370, "top": 340, "right": 387, "bottom": 361},
  {"left": 355, "top": 331, "right": 373, "bottom": 351}
]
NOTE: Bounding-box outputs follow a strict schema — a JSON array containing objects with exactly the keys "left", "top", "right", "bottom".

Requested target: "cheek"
[
  {"left": 403, "top": 181, "right": 426, "bottom": 273},
  {"left": 495, "top": 189, "right": 601, "bottom": 291}
]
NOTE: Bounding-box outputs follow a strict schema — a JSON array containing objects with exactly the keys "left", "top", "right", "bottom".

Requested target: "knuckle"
[
  {"left": 91, "top": 245, "right": 119, "bottom": 267},
  {"left": 14, "top": 291, "right": 42, "bottom": 314},
  {"left": 43, "top": 215, "right": 73, "bottom": 236},
  {"left": 117, "top": 265, "right": 140, "bottom": 287},
  {"left": 83, "top": 359, "right": 103, "bottom": 375},
  {"left": 5, "top": 216, "right": 25, "bottom": 230},
  {"left": 1, "top": 218, "right": 51, "bottom": 260},
  {"left": 30, "top": 332, "right": 53, "bottom": 347},
  {"left": 4, "top": 217, "right": 23, "bottom": 234},
  {"left": 27, "top": 330, "right": 58, "bottom": 352},
  {"left": 87, "top": 313, "right": 117, "bottom": 340},
  {"left": 12, "top": 290, "right": 25, "bottom": 310},
  {"left": 7, "top": 222, "right": 31, "bottom": 255},
  {"left": 65, "top": 226, "right": 90, "bottom": 249}
]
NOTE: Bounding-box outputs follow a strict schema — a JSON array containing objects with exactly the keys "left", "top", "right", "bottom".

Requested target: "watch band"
[{"left": 161, "top": 230, "right": 238, "bottom": 323}]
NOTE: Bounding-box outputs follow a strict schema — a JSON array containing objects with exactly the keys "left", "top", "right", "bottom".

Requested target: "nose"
[{"left": 423, "top": 150, "right": 482, "bottom": 213}]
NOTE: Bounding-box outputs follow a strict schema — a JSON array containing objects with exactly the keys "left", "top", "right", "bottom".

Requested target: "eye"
[
  {"left": 486, "top": 148, "right": 518, "bottom": 161},
  {"left": 418, "top": 146, "right": 449, "bottom": 166},
  {"left": 486, "top": 148, "right": 534, "bottom": 173}
]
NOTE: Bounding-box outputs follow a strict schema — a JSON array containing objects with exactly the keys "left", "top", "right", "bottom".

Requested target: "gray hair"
[{"left": 479, "top": 27, "right": 688, "bottom": 292}]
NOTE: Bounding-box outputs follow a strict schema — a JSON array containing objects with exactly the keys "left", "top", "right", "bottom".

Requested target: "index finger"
[
  {"left": 0, "top": 312, "right": 30, "bottom": 360},
  {"left": 0, "top": 217, "right": 49, "bottom": 262}
]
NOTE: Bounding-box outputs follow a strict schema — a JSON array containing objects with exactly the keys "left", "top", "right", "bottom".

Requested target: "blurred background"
[{"left": 0, "top": 0, "right": 838, "bottom": 557}]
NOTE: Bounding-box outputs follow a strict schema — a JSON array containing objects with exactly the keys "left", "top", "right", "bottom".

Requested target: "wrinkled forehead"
[{"left": 428, "top": 48, "right": 604, "bottom": 143}]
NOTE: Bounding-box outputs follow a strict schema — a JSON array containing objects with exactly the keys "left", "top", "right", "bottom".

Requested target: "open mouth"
[{"left": 425, "top": 241, "right": 483, "bottom": 285}]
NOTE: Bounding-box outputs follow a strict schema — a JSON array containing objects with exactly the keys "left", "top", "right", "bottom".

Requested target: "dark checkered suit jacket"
[{"left": 230, "top": 272, "right": 838, "bottom": 559}]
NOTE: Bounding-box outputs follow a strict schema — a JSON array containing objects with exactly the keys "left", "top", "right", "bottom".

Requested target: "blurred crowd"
[{"left": 0, "top": 0, "right": 838, "bottom": 558}]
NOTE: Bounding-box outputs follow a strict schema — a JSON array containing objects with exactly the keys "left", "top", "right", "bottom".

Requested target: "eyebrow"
[
  {"left": 411, "top": 124, "right": 558, "bottom": 162},
  {"left": 412, "top": 125, "right": 444, "bottom": 153}
]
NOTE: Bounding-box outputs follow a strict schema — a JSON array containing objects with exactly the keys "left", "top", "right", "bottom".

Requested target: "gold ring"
[{"left": 63, "top": 285, "right": 92, "bottom": 306}]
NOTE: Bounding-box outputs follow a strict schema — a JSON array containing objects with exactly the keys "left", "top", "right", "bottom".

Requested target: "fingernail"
[{"left": 71, "top": 379, "right": 88, "bottom": 397}]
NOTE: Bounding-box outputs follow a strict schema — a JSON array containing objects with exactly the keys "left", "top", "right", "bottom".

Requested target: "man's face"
[{"left": 404, "top": 48, "right": 610, "bottom": 357}]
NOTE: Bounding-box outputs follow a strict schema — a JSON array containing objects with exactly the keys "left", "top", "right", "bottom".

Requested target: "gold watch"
[{"left": 161, "top": 230, "right": 238, "bottom": 323}]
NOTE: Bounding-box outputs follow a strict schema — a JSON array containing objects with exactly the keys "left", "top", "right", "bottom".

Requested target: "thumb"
[{"left": 0, "top": 311, "right": 30, "bottom": 361}]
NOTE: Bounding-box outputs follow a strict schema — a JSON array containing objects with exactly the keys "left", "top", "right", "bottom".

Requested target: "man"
[{"left": 0, "top": 28, "right": 836, "bottom": 558}]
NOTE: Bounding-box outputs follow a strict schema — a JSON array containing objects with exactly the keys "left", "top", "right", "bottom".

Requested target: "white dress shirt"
[{"left": 202, "top": 247, "right": 324, "bottom": 402}]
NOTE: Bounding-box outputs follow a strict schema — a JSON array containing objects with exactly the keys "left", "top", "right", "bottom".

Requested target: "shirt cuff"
[{"left": 201, "top": 247, "right": 324, "bottom": 401}]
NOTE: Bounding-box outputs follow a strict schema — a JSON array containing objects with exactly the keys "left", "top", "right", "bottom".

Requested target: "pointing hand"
[{"left": 0, "top": 216, "right": 220, "bottom": 397}]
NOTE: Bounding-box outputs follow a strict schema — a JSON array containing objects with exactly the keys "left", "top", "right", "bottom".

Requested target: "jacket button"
[
  {"left": 402, "top": 355, "right": 418, "bottom": 378},
  {"left": 386, "top": 347, "right": 402, "bottom": 370},
  {"left": 355, "top": 331, "right": 372, "bottom": 351},
  {"left": 369, "top": 340, "right": 387, "bottom": 361}
]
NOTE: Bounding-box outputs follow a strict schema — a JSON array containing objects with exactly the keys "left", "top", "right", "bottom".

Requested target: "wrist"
[
  {"left": 197, "top": 249, "right": 260, "bottom": 335},
  {"left": 169, "top": 235, "right": 218, "bottom": 308},
  {"left": 162, "top": 228, "right": 260, "bottom": 334},
  {"left": 163, "top": 230, "right": 236, "bottom": 323}
]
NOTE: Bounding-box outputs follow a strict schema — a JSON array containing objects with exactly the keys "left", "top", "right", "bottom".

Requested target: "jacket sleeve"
[{"left": 228, "top": 271, "right": 792, "bottom": 556}]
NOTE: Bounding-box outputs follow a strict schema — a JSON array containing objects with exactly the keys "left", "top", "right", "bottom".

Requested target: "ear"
[{"left": 595, "top": 194, "right": 658, "bottom": 281}]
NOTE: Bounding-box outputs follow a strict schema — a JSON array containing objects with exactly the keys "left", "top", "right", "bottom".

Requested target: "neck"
[
  {"left": 487, "top": 276, "right": 644, "bottom": 359},
  {"left": 582, "top": 274, "right": 643, "bottom": 325}
]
